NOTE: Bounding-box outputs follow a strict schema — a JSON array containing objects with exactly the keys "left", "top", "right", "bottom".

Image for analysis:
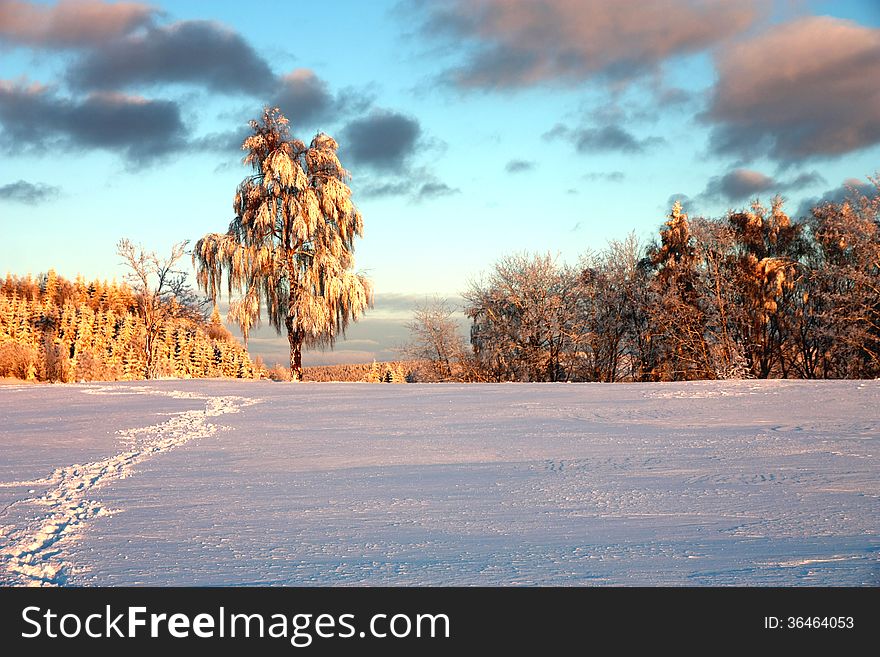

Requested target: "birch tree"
[{"left": 194, "top": 108, "right": 372, "bottom": 381}]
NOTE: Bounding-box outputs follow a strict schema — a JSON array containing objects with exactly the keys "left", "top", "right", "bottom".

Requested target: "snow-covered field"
[{"left": 0, "top": 379, "right": 877, "bottom": 586}]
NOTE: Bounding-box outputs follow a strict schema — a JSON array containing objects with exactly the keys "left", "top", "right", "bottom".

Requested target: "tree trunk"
[
  {"left": 144, "top": 322, "right": 156, "bottom": 380},
  {"left": 285, "top": 317, "right": 303, "bottom": 381},
  {"left": 144, "top": 337, "right": 154, "bottom": 379}
]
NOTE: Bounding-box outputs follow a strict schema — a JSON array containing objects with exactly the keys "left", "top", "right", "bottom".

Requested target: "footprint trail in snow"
[{"left": 0, "top": 385, "right": 259, "bottom": 586}]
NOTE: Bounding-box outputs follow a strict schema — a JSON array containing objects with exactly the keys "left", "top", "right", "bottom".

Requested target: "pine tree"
[
  {"left": 43, "top": 269, "right": 58, "bottom": 308},
  {"left": 366, "top": 358, "right": 380, "bottom": 383}
]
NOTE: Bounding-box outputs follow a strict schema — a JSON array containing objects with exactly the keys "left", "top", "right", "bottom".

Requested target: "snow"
[{"left": 0, "top": 379, "right": 877, "bottom": 586}]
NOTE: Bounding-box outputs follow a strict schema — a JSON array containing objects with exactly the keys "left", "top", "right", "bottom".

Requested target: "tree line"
[
  {"left": 404, "top": 184, "right": 880, "bottom": 382},
  {"left": 0, "top": 269, "right": 257, "bottom": 382},
  {"left": 284, "top": 360, "right": 417, "bottom": 383},
  {"left": 3, "top": 103, "right": 876, "bottom": 385}
]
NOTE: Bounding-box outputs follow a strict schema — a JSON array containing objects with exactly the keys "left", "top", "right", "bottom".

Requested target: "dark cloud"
[
  {"left": 583, "top": 171, "right": 625, "bottom": 182},
  {"left": 358, "top": 179, "right": 413, "bottom": 198},
  {"left": 544, "top": 123, "right": 664, "bottom": 154},
  {"left": 700, "top": 168, "right": 824, "bottom": 203},
  {"left": 273, "top": 71, "right": 377, "bottom": 128},
  {"left": 274, "top": 69, "right": 333, "bottom": 125},
  {"left": 702, "top": 169, "right": 773, "bottom": 201},
  {"left": 586, "top": 89, "right": 694, "bottom": 127},
  {"left": 417, "top": 180, "right": 459, "bottom": 201},
  {"left": 0, "top": 179, "right": 60, "bottom": 204},
  {"left": 0, "top": 0, "right": 154, "bottom": 49},
  {"left": 657, "top": 87, "right": 693, "bottom": 108},
  {"left": 358, "top": 177, "right": 459, "bottom": 203},
  {"left": 667, "top": 193, "right": 693, "bottom": 210},
  {"left": 0, "top": 81, "right": 186, "bottom": 165},
  {"left": 414, "top": 0, "right": 760, "bottom": 89},
  {"left": 335, "top": 85, "right": 379, "bottom": 118},
  {"left": 2, "top": 6, "right": 391, "bottom": 168},
  {"left": 575, "top": 126, "right": 664, "bottom": 154},
  {"left": 341, "top": 110, "right": 421, "bottom": 171},
  {"left": 11, "top": 3, "right": 379, "bottom": 123},
  {"left": 505, "top": 159, "right": 535, "bottom": 173},
  {"left": 356, "top": 167, "right": 457, "bottom": 203},
  {"left": 704, "top": 16, "right": 880, "bottom": 162},
  {"left": 787, "top": 172, "right": 826, "bottom": 189},
  {"left": 67, "top": 20, "right": 276, "bottom": 95},
  {"left": 190, "top": 128, "right": 250, "bottom": 155},
  {"left": 795, "top": 177, "right": 878, "bottom": 218}
]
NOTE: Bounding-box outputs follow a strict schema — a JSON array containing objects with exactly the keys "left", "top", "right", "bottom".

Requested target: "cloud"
[
  {"left": 704, "top": 16, "right": 880, "bottom": 162},
  {"left": 583, "top": 171, "right": 625, "bottom": 182},
  {"left": 505, "top": 159, "right": 535, "bottom": 173},
  {"left": 0, "top": 0, "right": 154, "bottom": 49},
  {"left": 0, "top": 80, "right": 186, "bottom": 165},
  {"left": 0, "top": 8, "right": 420, "bottom": 175},
  {"left": 341, "top": 110, "right": 421, "bottom": 171},
  {"left": 416, "top": 180, "right": 459, "bottom": 201},
  {"left": 656, "top": 87, "right": 694, "bottom": 108},
  {"left": 704, "top": 169, "right": 775, "bottom": 200},
  {"left": 1, "top": 6, "right": 396, "bottom": 169},
  {"left": 98, "top": 70, "right": 377, "bottom": 161},
  {"left": 415, "top": 0, "right": 760, "bottom": 89},
  {"left": 273, "top": 69, "right": 333, "bottom": 125},
  {"left": 667, "top": 193, "right": 693, "bottom": 210},
  {"left": 0, "top": 179, "right": 61, "bottom": 204},
  {"left": 273, "top": 71, "right": 377, "bottom": 128},
  {"left": 66, "top": 20, "right": 276, "bottom": 95},
  {"left": 795, "top": 177, "right": 878, "bottom": 217},
  {"left": 544, "top": 123, "right": 664, "bottom": 154},
  {"left": 357, "top": 167, "right": 459, "bottom": 203},
  {"left": 357, "top": 179, "right": 413, "bottom": 198},
  {"left": 190, "top": 127, "right": 251, "bottom": 155},
  {"left": 699, "top": 168, "right": 824, "bottom": 203},
  {"left": 7, "top": 3, "right": 382, "bottom": 125}
]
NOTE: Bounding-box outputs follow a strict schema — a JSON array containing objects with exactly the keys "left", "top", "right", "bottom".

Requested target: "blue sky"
[{"left": 1, "top": 0, "right": 879, "bottom": 366}]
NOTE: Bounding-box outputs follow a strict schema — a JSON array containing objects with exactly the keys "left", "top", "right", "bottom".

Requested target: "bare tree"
[
  {"left": 807, "top": 182, "right": 880, "bottom": 377},
  {"left": 465, "top": 253, "right": 578, "bottom": 382},
  {"left": 402, "top": 297, "right": 468, "bottom": 381},
  {"left": 688, "top": 217, "right": 750, "bottom": 379},
  {"left": 573, "top": 234, "right": 651, "bottom": 382},
  {"left": 117, "top": 239, "right": 189, "bottom": 379}
]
